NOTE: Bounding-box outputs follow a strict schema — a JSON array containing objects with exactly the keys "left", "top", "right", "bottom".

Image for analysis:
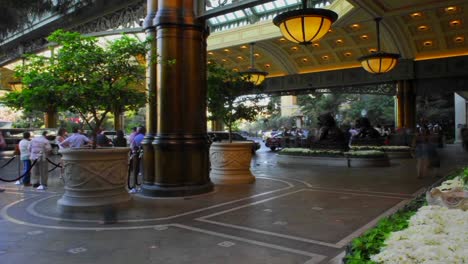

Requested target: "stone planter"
[
  {"left": 209, "top": 141, "right": 255, "bottom": 184},
  {"left": 277, "top": 155, "right": 348, "bottom": 167},
  {"left": 57, "top": 148, "right": 131, "bottom": 209},
  {"left": 385, "top": 151, "right": 413, "bottom": 159}
]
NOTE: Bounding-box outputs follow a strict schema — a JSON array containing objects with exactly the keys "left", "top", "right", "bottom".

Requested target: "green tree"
[
  {"left": 2, "top": 52, "right": 67, "bottom": 127},
  {"left": 207, "top": 63, "right": 265, "bottom": 142},
  {"left": 1, "top": 30, "right": 148, "bottom": 147},
  {"left": 48, "top": 30, "right": 148, "bottom": 144}
]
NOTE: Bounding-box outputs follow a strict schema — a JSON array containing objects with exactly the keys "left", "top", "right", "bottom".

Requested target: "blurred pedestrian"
[
  {"left": 60, "top": 127, "right": 91, "bottom": 148},
  {"left": 413, "top": 126, "right": 438, "bottom": 179},
  {"left": 18, "top": 132, "right": 32, "bottom": 186},
  {"left": 96, "top": 129, "right": 112, "bottom": 147},
  {"left": 112, "top": 130, "right": 127, "bottom": 147},
  {"left": 29, "top": 131, "right": 52, "bottom": 190},
  {"left": 0, "top": 132, "right": 6, "bottom": 192}
]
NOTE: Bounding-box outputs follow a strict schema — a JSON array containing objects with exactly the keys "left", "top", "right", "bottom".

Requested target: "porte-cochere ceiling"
[{"left": 206, "top": 0, "right": 468, "bottom": 78}]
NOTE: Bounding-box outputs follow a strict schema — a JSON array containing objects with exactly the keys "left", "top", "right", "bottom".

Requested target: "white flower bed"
[
  {"left": 279, "top": 148, "right": 342, "bottom": 156},
  {"left": 437, "top": 176, "right": 466, "bottom": 191},
  {"left": 344, "top": 150, "right": 385, "bottom": 157},
  {"left": 371, "top": 205, "right": 468, "bottom": 264}
]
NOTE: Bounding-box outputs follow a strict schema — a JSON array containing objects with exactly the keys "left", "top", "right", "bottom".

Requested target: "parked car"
[
  {"left": 265, "top": 132, "right": 308, "bottom": 151},
  {"left": 1, "top": 128, "right": 27, "bottom": 152},
  {"left": 208, "top": 131, "right": 261, "bottom": 154},
  {"left": 265, "top": 133, "right": 283, "bottom": 151}
]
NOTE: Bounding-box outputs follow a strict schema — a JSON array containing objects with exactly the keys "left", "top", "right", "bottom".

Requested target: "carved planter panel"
[
  {"left": 209, "top": 142, "right": 255, "bottom": 184},
  {"left": 57, "top": 148, "right": 131, "bottom": 209}
]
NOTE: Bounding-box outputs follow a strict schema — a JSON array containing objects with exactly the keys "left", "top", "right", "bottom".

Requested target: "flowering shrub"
[
  {"left": 437, "top": 176, "right": 466, "bottom": 191},
  {"left": 345, "top": 169, "right": 467, "bottom": 264},
  {"left": 371, "top": 206, "right": 468, "bottom": 264},
  {"left": 344, "top": 150, "right": 386, "bottom": 158},
  {"left": 382, "top": 146, "right": 411, "bottom": 151},
  {"left": 350, "top": 146, "right": 411, "bottom": 152},
  {"left": 279, "top": 148, "right": 343, "bottom": 157}
]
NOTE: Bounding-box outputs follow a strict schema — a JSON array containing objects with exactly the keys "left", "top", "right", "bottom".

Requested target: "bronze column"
[
  {"left": 141, "top": 0, "right": 158, "bottom": 185},
  {"left": 142, "top": 0, "right": 213, "bottom": 196},
  {"left": 396, "top": 81, "right": 405, "bottom": 129},
  {"left": 403, "top": 80, "right": 416, "bottom": 131}
]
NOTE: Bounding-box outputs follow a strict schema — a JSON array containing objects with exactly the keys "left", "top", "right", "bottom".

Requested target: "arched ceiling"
[{"left": 206, "top": 0, "right": 468, "bottom": 78}]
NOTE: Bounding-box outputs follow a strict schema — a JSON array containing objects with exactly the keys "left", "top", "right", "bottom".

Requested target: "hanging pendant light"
[
  {"left": 358, "top": 18, "right": 400, "bottom": 74},
  {"left": 240, "top": 43, "right": 268, "bottom": 85},
  {"left": 273, "top": 0, "right": 338, "bottom": 45}
]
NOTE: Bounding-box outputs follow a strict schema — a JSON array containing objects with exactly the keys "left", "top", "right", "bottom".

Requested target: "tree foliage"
[
  {"left": 207, "top": 63, "right": 265, "bottom": 142},
  {"left": 1, "top": 30, "right": 148, "bottom": 147}
]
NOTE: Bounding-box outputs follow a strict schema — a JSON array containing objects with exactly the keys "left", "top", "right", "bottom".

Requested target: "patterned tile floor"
[{"left": 0, "top": 144, "right": 466, "bottom": 264}]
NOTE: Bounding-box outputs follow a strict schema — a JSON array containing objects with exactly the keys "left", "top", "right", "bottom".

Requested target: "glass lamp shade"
[
  {"left": 240, "top": 68, "right": 268, "bottom": 86},
  {"left": 358, "top": 52, "right": 400, "bottom": 74},
  {"left": 273, "top": 9, "right": 338, "bottom": 45}
]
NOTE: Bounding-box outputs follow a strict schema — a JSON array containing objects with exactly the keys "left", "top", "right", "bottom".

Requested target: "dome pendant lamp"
[
  {"left": 273, "top": 0, "right": 338, "bottom": 45},
  {"left": 240, "top": 43, "right": 268, "bottom": 86},
  {"left": 358, "top": 18, "right": 400, "bottom": 74}
]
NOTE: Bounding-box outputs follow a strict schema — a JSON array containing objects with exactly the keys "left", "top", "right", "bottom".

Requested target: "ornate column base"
[{"left": 141, "top": 182, "right": 214, "bottom": 197}]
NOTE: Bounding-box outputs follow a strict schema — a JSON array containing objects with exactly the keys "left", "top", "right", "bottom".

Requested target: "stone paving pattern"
[{"left": 0, "top": 144, "right": 467, "bottom": 264}]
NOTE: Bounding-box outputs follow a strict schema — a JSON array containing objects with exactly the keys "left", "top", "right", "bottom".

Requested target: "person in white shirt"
[
  {"left": 29, "top": 131, "right": 52, "bottom": 190},
  {"left": 18, "top": 132, "right": 32, "bottom": 186}
]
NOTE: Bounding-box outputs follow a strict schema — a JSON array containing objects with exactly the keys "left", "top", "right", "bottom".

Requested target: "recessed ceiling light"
[
  {"left": 335, "top": 39, "right": 344, "bottom": 44},
  {"left": 237, "top": 56, "right": 243, "bottom": 60},
  {"left": 291, "top": 46, "right": 299, "bottom": 51},
  {"left": 423, "top": 40, "right": 433, "bottom": 46},
  {"left": 328, "top": 29, "right": 333, "bottom": 33},
  {"left": 350, "top": 24, "right": 360, "bottom": 30},
  {"left": 279, "top": 38, "right": 286, "bottom": 42},
  {"left": 254, "top": 53, "right": 260, "bottom": 57},
  {"left": 449, "top": 20, "right": 461, "bottom": 27},
  {"left": 321, "top": 55, "right": 329, "bottom": 60},
  {"left": 368, "top": 48, "right": 377, "bottom": 53},
  {"left": 312, "top": 43, "right": 320, "bottom": 47},
  {"left": 360, "top": 34, "right": 369, "bottom": 40},
  {"left": 240, "top": 45, "right": 247, "bottom": 49},
  {"left": 418, "top": 25, "right": 429, "bottom": 31},
  {"left": 454, "top": 36, "right": 465, "bottom": 43},
  {"left": 264, "top": 64, "right": 271, "bottom": 68},
  {"left": 208, "top": 52, "right": 214, "bottom": 55},
  {"left": 445, "top": 6, "right": 458, "bottom": 13},
  {"left": 302, "top": 58, "right": 308, "bottom": 62},
  {"left": 222, "top": 59, "right": 227, "bottom": 62},
  {"left": 223, "top": 49, "right": 230, "bottom": 52},
  {"left": 410, "top": 12, "right": 423, "bottom": 18},
  {"left": 344, "top": 52, "right": 352, "bottom": 57}
]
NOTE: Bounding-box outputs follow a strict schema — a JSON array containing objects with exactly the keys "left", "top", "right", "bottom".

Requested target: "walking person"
[
  {"left": 18, "top": 132, "right": 32, "bottom": 186},
  {"left": 29, "top": 131, "right": 52, "bottom": 190},
  {"left": 0, "top": 132, "right": 6, "bottom": 192},
  {"left": 413, "top": 126, "right": 438, "bottom": 179},
  {"left": 55, "top": 127, "right": 68, "bottom": 178}
]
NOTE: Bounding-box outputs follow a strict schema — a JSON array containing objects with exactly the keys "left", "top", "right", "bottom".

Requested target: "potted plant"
[
  {"left": 3, "top": 30, "right": 148, "bottom": 209},
  {"left": 207, "top": 63, "right": 265, "bottom": 184}
]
